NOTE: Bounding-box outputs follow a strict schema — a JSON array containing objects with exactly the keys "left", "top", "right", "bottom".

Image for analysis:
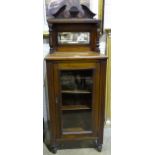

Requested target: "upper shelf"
[
  {"left": 62, "top": 90, "right": 92, "bottom": 94},
  {"left": 47, "top": 18, "right": 100, "bottom": 24}
]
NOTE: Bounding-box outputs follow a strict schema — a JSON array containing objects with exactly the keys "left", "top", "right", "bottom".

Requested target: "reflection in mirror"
[{"left": 58, "top": 32, "right": 90, "bottom": 44}]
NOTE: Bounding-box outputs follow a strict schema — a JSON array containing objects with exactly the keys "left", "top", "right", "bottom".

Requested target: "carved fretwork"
[
  {"left": 81, "top": 5, "right": 96, "bottom": 18},
  {"left": 96, "top": 23, "right": 101, "bottom": 52},
  {"left": 52, "top": 5, "right": 67, "bottom": 18},
  {"left": 49, "top": 26, "right": 54, "bottom": 53}
]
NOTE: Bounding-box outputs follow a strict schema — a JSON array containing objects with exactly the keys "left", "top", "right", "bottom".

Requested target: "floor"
[{"left": 43, "top": 127, "right": 111, "bottom": 155}]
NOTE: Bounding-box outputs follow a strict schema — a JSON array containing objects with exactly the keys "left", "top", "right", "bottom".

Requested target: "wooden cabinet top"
[{"left": 45, "top": 52, "right": 107, "bottom": 61}]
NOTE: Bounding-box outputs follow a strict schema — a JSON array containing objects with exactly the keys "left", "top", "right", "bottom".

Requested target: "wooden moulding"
[
  {"left": 49, "top": 4, "right": 96, "bottom": 19},
  {"left": 45, "top": 52, "right": 107, "bottom": 61}
]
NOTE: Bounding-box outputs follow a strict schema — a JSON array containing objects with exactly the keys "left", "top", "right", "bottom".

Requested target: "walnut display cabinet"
[{"left": 45, "top": 3, "right": 107, "bottom": 153}]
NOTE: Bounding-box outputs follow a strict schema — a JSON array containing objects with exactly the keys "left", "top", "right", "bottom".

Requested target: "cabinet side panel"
[
  {"left": 46, "top": 61, "right": 57, "bottom": 146},
  {"left": 98, "top": 60, "right": 107, "bottom": 144},
  {"left": 53, "top": 64, "right": 62, "bottom": 138},
  {"left": 92, "top": 63, "right": 100, "bottom": 136}
]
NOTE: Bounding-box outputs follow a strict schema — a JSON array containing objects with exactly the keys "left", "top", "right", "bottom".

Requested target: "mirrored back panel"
[{"left": 58, "top": 32, "right": 90, "bottom": 45}]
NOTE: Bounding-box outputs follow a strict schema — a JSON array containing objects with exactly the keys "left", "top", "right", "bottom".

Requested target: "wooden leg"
[
  {"left": 96, "top": 144, "right": 102, "bottom": 152},
  {"left": 50, "top": 145, "right": 58, "bottom": 154},
  {"left": 96, "top": 139, "right": 103, "bottom": 152}
]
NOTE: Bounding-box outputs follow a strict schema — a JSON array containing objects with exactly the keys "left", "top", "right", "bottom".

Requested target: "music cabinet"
[{"left": 45, "top": 3, "right": 107, "bottom": 153}]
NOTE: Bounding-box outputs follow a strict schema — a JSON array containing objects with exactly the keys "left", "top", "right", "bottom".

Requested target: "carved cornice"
[{"left": 50, "top": 4, "right": 96, "bottom": 19}]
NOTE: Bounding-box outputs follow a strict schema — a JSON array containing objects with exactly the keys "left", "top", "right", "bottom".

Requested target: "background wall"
[{"left": 104, "top": 0, "right": 111, "bottom": 29}]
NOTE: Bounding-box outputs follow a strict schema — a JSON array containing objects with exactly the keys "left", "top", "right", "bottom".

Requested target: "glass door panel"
[
  {"left": 60, "top": 69, "right": 93, "bottom": 134},
  {"left": 62, "top": 110, "right": 92, "bottom": 134}
]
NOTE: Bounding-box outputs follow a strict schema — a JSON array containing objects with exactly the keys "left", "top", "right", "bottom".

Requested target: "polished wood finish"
[
  {"left": 45, "top": 52, "right": 107, "bottom": 60},
  {"left": 47, "top": 1, "right": 100, "bottom": 53},
  {"left": 45, "top": 53, "right": 107, "bottom": 153},
  {"left": 48, "top": 19, "right": 100, "bottom": 53},
  {"left": 45, "top": 2, "right": 107, "bottom": 153}
]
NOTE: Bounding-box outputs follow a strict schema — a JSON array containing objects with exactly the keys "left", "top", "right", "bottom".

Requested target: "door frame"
[{"left": 53, "top": 61, "right": 100, "bottom": 139}]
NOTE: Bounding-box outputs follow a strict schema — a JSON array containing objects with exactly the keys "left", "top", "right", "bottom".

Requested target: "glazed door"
[{"left": 54, "top": 62, "right": 100, "bottom": 138}]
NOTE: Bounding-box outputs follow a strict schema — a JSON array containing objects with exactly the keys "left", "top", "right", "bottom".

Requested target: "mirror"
[{"left": 58, "top": 32, "right": 90, "bottom": 44}]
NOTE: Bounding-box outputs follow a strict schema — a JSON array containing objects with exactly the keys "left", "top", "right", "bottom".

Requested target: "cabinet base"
[{"left": 49, "top": 139, "right": 103, "bottom": 153}]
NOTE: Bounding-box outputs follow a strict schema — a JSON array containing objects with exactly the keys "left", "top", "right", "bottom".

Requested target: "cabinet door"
[{"left": 54, "top": 62, "right": 100, "bottom": 138}]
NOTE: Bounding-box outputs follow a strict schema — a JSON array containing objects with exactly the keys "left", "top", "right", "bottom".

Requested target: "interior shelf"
[
  {"left": 63, "top": 128, "right": 92, "bottom": 135},
  {"left": 61, "top": 90, "right": 92, "bottom": 94},
  {"left": 61, "top": 105, "right": 91, "bottom": 111}
]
